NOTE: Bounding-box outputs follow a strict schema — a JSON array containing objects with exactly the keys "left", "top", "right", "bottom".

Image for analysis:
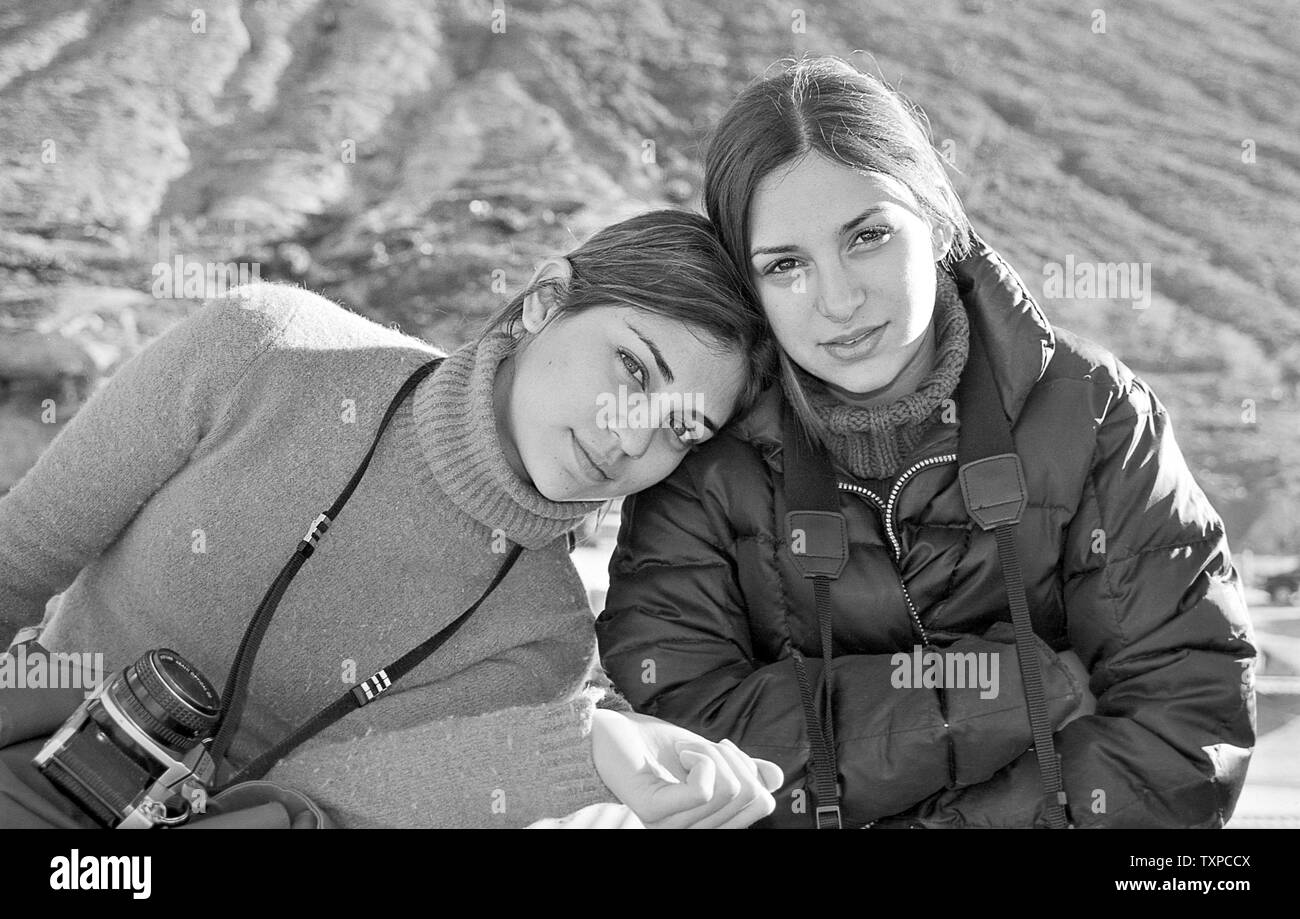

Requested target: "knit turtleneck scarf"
[
  {"left": 800, "top": 270, "right": 970, "bottom": 481},
  {"left": 410, "top": 332, "right": 602, "bottom": 549}
]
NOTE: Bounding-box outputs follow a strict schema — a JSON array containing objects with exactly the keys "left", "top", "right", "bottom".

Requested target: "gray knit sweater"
[{"left": 0, "top": 283, "right": 619, "bottom": 827}]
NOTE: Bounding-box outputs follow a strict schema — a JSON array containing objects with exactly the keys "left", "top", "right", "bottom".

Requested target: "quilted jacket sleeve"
[{"left": 898, "top": 369, "right": 1256, "bottom": 828}]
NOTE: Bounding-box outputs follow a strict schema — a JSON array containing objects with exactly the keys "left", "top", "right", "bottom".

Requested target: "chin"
[
  {"left": 831, "top": 374, "right": 900, "bottom": 402},
  {"left": 533, "top": 475, "right": 573, "bottom": 502},
  {"left": 535, "top": 473, "right": 596, "bottom": 503},
  {"left": 810, "top": 364, "right": 875, "bottom": 391}
]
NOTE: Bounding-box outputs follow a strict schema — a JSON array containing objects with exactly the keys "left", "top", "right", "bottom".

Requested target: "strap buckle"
[
  {"left": 1053, "top": 790, "right": 1073, "bottom": 827},
  {"left": 300, "top": 512, "right": 332, "bottom": 558},
  {"left": 958, "top": 453, "right": 1026, "bottom": 530},
  {"left": 785, "top": 511, "right": 848, "bottom": 579},
  {"left": 351, "top": 668, "right": 392, "bottom": 706},
  {"left": 303, "top": 511, "right": 332, "bottom": 546},
  {"left": 814, "top": 804, "right": 843, "bottom": 829}
]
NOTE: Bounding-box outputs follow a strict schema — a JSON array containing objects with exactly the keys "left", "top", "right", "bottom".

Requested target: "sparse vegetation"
[{"left": 1, "top": 0, "right": 1296, "bottom": 549}]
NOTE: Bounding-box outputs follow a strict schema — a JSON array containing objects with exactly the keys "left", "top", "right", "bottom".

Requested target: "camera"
[{"left": 34, "top": 648, "right": 222, "bottom": 828}]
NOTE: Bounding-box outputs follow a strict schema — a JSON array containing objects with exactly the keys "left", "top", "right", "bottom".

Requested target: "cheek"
[
  {"left": 903, "top": 232, "right": 940, "bottom": 282},
  {"left": 902, "top": 257, "right": 938, "bottom": 315},
  {"left": 873, "top": 246, "right": 935, "bottom": 320},
  {"left": 761, "top": 292, "right": 810, "bottom": 341},
  {"left": 629, "top": 447, "right": 686, "bottom": 492},
  {"left": 573, "top": 364, "right": 612, "bottom": 420}
]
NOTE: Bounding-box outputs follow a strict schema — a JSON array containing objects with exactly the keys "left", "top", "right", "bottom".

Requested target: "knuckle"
[{"left": 716, "top": 772, "right": 744, "bottom": 801}]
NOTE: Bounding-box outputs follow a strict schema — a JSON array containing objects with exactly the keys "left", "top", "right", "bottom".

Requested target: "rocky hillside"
[{"left": 2, "top": 0, "right": 1297, "bottom": 549}]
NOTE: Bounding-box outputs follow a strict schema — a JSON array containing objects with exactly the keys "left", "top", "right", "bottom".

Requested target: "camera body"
[{"left": 34, "top": 648, "right": 221, "bottom": 828}]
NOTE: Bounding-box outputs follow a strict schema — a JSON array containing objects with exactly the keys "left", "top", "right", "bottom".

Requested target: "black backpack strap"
[
  {"left": 956, "top": 319, "right": 1070, "bottom": 828},
  {"left": 780, "top": 407, "right": 847, "bottom": 828}
]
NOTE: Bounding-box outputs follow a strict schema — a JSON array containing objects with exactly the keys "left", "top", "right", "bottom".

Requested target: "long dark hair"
[
  {"left": 481, "top": 208, "right": 775, "bottom": 421},
  {"left": 703, "top": 55, "right": 973, "bottom": 443}
]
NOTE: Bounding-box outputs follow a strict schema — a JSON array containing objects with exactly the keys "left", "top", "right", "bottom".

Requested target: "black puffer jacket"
[{"left": 596, "top": 242, "right": 1257, "bottom": 828}]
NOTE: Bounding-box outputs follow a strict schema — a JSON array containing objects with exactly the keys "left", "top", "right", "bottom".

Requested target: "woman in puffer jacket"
[{"left": 595, "top": 57, "right": 1257, "bottom": 828}]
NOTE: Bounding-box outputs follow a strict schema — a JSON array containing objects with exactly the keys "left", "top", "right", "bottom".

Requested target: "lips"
[
  {"left": 571, "top": 431, "right": 612, "bottom": 483},
  {"left": 822, "top": 322, "right": 888, "bottom": 361},
  {"left": 824, "top": 323, "right": 884, "bottom": 346}
]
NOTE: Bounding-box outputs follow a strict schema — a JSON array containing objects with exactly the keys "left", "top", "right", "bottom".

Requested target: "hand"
[
  {"left": 589, "top": 709, "right": 783, "bottom": 829},
  {"left": 525, "top": 802, "right": 645, "bottom": 829}
]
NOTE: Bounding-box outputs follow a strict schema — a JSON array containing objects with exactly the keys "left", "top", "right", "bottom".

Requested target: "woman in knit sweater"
[
  {"left": 597, "top": 59, "right": 1255, "bottom": 828},
  {"left": 0, "top": 209, "right": 783, "bottom": 829}
]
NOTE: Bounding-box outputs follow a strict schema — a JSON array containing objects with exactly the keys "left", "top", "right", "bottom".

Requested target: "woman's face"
[
  {"left": 747, "top": 153, "right": 949, "bottom": 398},
  {"left": 498, "top": 298, "right": 747, "bottom": 502}
]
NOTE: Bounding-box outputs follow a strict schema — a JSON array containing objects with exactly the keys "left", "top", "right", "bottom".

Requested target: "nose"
[
  {"left": 612, "top": 418, "right": 655, "bottom": 461},
  {"left": 815, "top": 261, "right": 864, "bottom": 323}
]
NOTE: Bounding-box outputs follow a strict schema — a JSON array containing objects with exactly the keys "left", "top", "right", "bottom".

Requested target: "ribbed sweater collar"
[
  {"left": 410, "top": 333, "right": 601, "bottom": 549},
  {"left": 802, "top": 271, "right": 970, "bottom": 480}
]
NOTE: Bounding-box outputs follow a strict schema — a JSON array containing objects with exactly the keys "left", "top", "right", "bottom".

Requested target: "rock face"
[{"left": 0, "top": 0, "right": 1297, "bottom": 548}]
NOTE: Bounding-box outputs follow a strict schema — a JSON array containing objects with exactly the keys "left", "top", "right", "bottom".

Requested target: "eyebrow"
[
  {"left": 626, "top": 320, "right": 722, "bottom": 435},
  {"left": 628, "top": 322, "right": 674, "bottom": 384},
  {"left": 749, "top": 205, "right": 888, "bottom": 258}
]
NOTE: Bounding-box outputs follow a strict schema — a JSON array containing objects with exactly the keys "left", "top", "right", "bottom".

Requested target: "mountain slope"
[{"left": 1, "top": 0, "right": 1297, "bottom": 547}]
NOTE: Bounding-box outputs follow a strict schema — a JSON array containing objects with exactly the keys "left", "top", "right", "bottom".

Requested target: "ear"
[
  {"left": 521, "top": 257, "right": 573, "bottom": 334},
  {"left": 930, "top": 219, "right": 956, "bottom": 263}
]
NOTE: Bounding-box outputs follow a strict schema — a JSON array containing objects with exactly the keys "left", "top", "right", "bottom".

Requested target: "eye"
[
  {"left": 761, "top": 257, "right": 802, "bottom": 277},
  {"left": 667, "top": 415, "right": 709, "bottom": 449},
  {"left": 850, "top": 225, "right": 894, "bottom": 248},
  {"left": 618, "top": 348, "right": 648, "bottom": 390}
]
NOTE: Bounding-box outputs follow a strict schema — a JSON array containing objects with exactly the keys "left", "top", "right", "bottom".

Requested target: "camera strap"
[
  {"left": 954, "top": 318, "right": 1069, "bottom": 828},
  {"left": 208, "top": 356, "right": 524, "bottom": 790},
  {"left": 780, "top": 404, "right": 847, "bottom": 830}
]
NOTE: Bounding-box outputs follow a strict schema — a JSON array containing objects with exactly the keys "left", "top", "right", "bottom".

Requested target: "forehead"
[{"left": 749, "top": 154, "right": 922, "bottom": 242}]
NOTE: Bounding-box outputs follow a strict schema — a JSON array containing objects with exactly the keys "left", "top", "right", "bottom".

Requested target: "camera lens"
[
  {"left": 151, "top": 649, "right": 221, "bottom": 720},
  {"left": 117, "top": 649, "right": 221, "bottom": 749}
]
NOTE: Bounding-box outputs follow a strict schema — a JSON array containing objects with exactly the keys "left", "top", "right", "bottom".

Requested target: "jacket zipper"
[
  {"left": 836, "top": 453, "right": 958, "bottom": 646},
  {"left": 837, "top": 453, "right": 962, "bottom": 789}
]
